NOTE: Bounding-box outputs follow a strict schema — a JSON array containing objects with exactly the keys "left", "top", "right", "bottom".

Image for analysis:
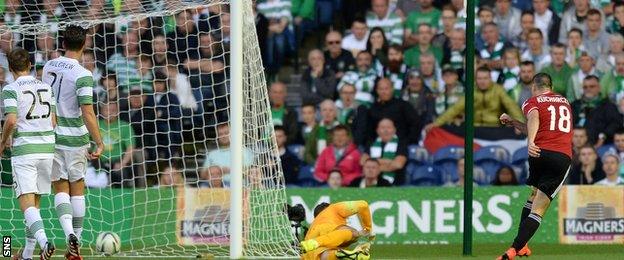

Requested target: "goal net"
[{"left": 0, "top": 0, "right": 298, "bottom": 258}]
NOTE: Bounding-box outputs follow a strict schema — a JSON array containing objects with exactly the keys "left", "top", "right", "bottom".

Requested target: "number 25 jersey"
[{"left": 522, "top": 91, "right": 574, "bottom": 158}]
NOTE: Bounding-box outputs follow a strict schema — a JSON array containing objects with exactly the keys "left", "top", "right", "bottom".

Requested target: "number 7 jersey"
[
  {"left": 43, "top": 56, "right": 94, "bottom": 150},
  {"left": 1, "top": 75, "right": 56, "bottom": 158},
  {"left": 522, "top": 91, "right": 574, "bottom": 158}
]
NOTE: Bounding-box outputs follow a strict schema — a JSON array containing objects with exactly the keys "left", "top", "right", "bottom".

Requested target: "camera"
[{"left": 286, "top": 204, "right": 308, "bottom": 242}]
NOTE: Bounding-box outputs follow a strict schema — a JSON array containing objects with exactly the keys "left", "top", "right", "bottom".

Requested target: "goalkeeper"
[{"left": 300, "top": 201, "right": 373, "bottom": 260}]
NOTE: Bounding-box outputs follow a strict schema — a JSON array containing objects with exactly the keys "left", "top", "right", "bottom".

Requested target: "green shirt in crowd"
[
  {"left": 406, "top": 8, "right": 441, "bottom": 32},
  {"left": 540, "top": 63, "right": 574, "bottom": 97},
  {"left": 99, "top": 119, "right": 135, "bottom": 163},
  {"left": 404, "top": 45, "right": 443, "bottom": 68}
]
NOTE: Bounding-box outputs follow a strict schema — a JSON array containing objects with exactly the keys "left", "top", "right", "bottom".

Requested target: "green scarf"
[
  {"left": 370, "top": 135, "right": 399, "bottom": 182},
  {"left": 384, "top": 64, "right": 407, "bottom": 97},
  {"left": 450, "top": 50, "right": 464, "bottom": 70},
  {"left": 615, "top": 75, "right": 624, "bottom": 94},
  {"left": 338, "top": 108, "right": 353, "bottom": 125},
  {"left": 480, "top": 41, "right": 504, "bottom": 60}
]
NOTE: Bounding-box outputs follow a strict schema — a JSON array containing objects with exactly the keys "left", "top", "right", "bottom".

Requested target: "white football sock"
[
  {"left": 24, "top": 207, "right": 48, "bottom": 248},
  {"left": 71, "top": 195, "right": 86, "bottom": 239},
  {"left": 22, "top": 225, "right": 36, "bottom": 259},
  {"left": 55, "top": 193, "right": 75, "bottom": 238}
]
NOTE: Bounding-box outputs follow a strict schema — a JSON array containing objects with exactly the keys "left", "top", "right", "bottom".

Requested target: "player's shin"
[
  {"left": 54, "top": 192, "right": 75, "bottom": 237},
  {"left": 21, "top": 225, "right": 36, "bottom": 259},
  {"left": 71, "top": 195, "right": 85, "bottom": 239},
  {"left": 24, "top": 207, "right": 48, "bottom": 248}
]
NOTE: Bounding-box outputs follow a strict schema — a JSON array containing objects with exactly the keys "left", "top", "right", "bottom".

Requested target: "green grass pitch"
[{"left": 38, "top": 243, "right": 622, "bottom": 259}]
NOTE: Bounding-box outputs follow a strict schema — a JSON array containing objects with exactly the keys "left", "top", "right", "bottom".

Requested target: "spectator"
[
  {"left": 402, "top": 70, "right": 436, "bottom": 134},
  {"left": 342, "top": 17, "right": 369, "bottom": 57},
  {"left": 559, "top": 0, "right": 594, "bottom": 43},
  {"left": 583, "top": 9, "right": 609, "bottom": 60},
  {"left": 475, "top": 7, "right": 495, "bottom": 51},
  {"left": 349, "top": 158, "right": 392, "bottom": 187},
  {"left": 405, "top": 0, "right": 440, "bottom": 46},
  {"left": 566, "top": 52, "right": 600, "bottom": 101},
  {"left": 0, "top": 30, "right": 13, "bottom": 69},
  {"left": 270, "top": 82, "right": 300, "bottom": 144},
  {"left": 609, "top": 1, "right": 624, "bottom": 36},
  {"left": 34, "top": 32, "right": 56, "bottom": 65},
  {"left": 609, "top": 130, "right": 624, "bottom": 179},
  {"left": 291, "top": 0, "right": 316, "bottom": 45},
  {"left": 366, "top": 0, "right": 403, "bottom": 45},
  {"left": 511, "top": 11, "right": 534, "bottom": 52},
  {"left": 360, "top": 118, "right": 408, "bottom": 185},
  {"left": 151, "top": 34, "right": 173, "bottom": 68},
  {"left": 571, "top": 75, "right": 623, "bottom": 145},
  {"left": 382, "top": 44, "right": 408, "bottom": 95},
  {"left": 444, "top": 158, "right": 477, "bottom": 186},
  {"left": 275, "top": 126, "right": 302, "bottom": 186},
  {"left": 97, "top": 102, "right": 139, "bottom": 188},
  {"left": 257, "top": 0, "right": 293, "bottom": 78},
  {"left": 532, "top": 0, "right": 561, "bottom": 45},
  {"left": 433, "top": 6, "right": 458, "bottom": 52},
  {"left": 304, "top": 100, "right": 340, "bottom": 164},
  {"left": 324, "top": 31, "right": 356, "bottom": 80},
  {"left": 477, "top": 22, "right": 511, "bottom": 71},
  {"left": 540, "top": 43, "right": 573, "bottom": 97},
  {"left": 491, "top": 165, "right": 519, "bottom": 186},
  {"left": 314, "top": 125, "right": 362, "bottom": 185},
  {"left": 569, "top": 145, "right": 604, "bottom": 185},
  {"left": 0, "top": 67, "right": 6, "bottom": 88},
  {"left": 253, "top": 3, "right": 269, "bottom": 66},
  {"left": 419, "top": 52, "right": 443, "bottom": 94},
  {"left": 367, "top": 27, "right": 389, "bottom": 72},
  {"left": 427, "top": 67, "right": 523, "bottom": 129},
  {"left": 200, "top": 124, "right": 255, "bottom": 188},
  {"left": 498, "top": 47, "right": 521, "bottom": 91},
  {"left": 565, "top": 28, "right": 586, "bottom": 68},
  {"left": 572, "top": 127, "right": 590, "bottom": 165},
  {"left": 336, "top": 84, "right": 359, "bottom": 128},
  {"left": 404, "top": 23, "right": 443, "bottom": 68},
  {"left": 493, "top": 0, "right": 522, "bottom": 41},
  {"left": 595, "top": 154, "right": 624, "bottom": 185},
  {"left": 81, "top": 51, "right": 102, "bottom": 87},
  {"left": 452, "top": 0, "right": 467, "bottom": 23},
  {"left": 521, "top": 28, "right": 550, "bottom": 71},
  {"left": 158, "top": 163, "right": 184, "bottom": 187},
  {"left": 604, "top": 34, "right": 624, "bottom": 71},
  {"left": 447, "top": 28, "right": 466, "bottom": 78},
  {"left": 437, "top": 66, "right": 464, "bottom": 116},
  {"left": 337, "top": 51, "right": 378, "bottom": 105},
  {"left": 327, "top": 169, "right": 343, "bottom": 190},
  {"left": 508, "top": 61, "right": 534, "bottom": 108},
  {"left": 394, "top": 0, "right": 421, "bottom": 21},
  {"left": 95, "top": 72, "right": 124, "bottom": 103},
  {"left": 364, "top": 78, "right": 419, "bottom": 144},
  {"left": 167, "top": 9, "right": 200, "bottom": 68},
  {"left": 122, "top": 89, "right": 158, "bottom": 164},
  {"left": 601, "top": 54, "right": 624, "bottom": 102},
  {"left": 300, "top": 104, "right": 317, "bottom": 144},
  {"left": 153, "top": 70, "right": 183, "bottom": 158},
  {"left": 185, "top": 33, "right": 226, "bottom": 88},
  {"left": 106, "top": 31, "right": 141, "bottom": 92},
  {"left": 301, "top": 49, "right": 338, "bottom": 105}
]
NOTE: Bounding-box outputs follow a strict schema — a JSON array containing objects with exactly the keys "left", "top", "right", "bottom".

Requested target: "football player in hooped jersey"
[
  {"left": 42, "top": 25, "right": 104, "bottom": 260},
  {"left": 498, "top": 73, "right": 573, "bottom": 260}
]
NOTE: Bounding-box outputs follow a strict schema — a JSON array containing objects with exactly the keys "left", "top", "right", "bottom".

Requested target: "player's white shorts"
[
  {"left": 52, "top": 147, "right": 88, "bottom": 182},
  {"left": 12, "top": 157, "right": 53, "bottom": 198}
]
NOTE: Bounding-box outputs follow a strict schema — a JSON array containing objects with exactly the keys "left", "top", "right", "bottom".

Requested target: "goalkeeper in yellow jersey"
[{"left": 300, "top": 201, "right": 373, "bottom": 260}]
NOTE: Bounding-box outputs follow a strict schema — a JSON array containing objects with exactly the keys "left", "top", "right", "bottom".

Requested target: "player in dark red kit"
[{"left": 497, "top": 73, "right": 573, "bottom": 260}]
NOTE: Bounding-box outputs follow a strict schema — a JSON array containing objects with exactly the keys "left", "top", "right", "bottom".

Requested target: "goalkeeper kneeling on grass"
[{"left": 300, "top": 201, "right": 373, "bottom": 260}]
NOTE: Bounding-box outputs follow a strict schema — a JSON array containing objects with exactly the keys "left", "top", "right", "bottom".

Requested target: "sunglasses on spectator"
[
  {"left": 341, "top": 91, "right": 356, "bottom": 95},
  {"left": 582, "top": 85, "right": 598, "bottom": 89},
  {"left": 327, "top": 41, "right": 341, "bottom": 45}
]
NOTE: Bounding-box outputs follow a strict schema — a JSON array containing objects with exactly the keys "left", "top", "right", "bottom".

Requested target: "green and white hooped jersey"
[
  {"left": 43, "top": 56, "right": 94, "bottom": 150},
  {"left": 2, "top": 76, "right": 56, "bottom": 159}
]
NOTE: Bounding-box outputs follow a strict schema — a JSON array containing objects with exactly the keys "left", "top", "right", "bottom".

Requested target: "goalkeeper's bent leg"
[{"left": 302, "top": 226, "right": 357, "bottom": 252}]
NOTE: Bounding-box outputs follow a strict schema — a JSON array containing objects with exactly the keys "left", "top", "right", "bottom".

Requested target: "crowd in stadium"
[{"left": 0, "top": 0, "right": 623, "bottom": 188}]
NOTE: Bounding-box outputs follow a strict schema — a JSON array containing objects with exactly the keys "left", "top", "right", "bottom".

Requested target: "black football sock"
[
  {"left": 519, "top": 200, "right": 532, "bottom": 226},
  {"left": 512, "top": 213, "right": 542, "bottom": 251}
]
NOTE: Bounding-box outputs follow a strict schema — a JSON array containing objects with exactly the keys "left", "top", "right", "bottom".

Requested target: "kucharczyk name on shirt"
[
  {"left": 46, "top": 60, "right": 76, "bottom": 70},
  {"left": 536, "top": 95, "right": 569, "bottom": 104}
]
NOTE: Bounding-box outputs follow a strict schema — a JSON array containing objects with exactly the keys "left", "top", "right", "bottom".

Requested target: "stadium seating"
[
  {"left": 511, "top": 147, "right": 529, "bottom": 184},
  {"left": 474, "top": 145, "right": 510, "bottom": 185},
  {"left": 297, "top": 165, "right": 319, "bottom": 187},
  {"left": 432, "top": 146, "right": 464, "bottom": 184},
  {"left": 408, "top": 145, "right": 429, "bottom": 165},
  {"left": 407, "top": 164, "right": 441, "bottom": 186}
]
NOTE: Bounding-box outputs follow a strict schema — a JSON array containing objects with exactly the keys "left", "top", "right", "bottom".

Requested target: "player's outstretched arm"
[
  {"left": 81, "top": 104, "right": 104, "bottom": 159},
  {"left": 500, "top": 113, "right": 527, "bottom": 135}
]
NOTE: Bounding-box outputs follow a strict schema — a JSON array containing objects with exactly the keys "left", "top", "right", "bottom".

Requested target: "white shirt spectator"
[
  {"left": 342, "top": 32, "right": 369, "bottom": 56},
  {"left": 595, "top": 176, "right": 624, "bottom": 186}
]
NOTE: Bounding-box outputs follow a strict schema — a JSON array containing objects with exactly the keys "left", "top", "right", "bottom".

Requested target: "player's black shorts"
[{"left": 527, "top": 149, "right": 571, "bottom": 200}]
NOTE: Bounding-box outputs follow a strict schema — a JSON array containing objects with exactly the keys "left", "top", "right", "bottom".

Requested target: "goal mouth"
[{"left": 0, "top": 0, "right": 298, "bottom": 258}]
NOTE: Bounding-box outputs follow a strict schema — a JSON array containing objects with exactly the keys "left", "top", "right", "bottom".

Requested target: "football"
[{"left": 96, "top": 232, "right": 121, "bottom": 256}]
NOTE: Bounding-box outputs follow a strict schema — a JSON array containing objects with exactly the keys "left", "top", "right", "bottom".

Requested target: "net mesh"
[{"left": 0, "top": 0, "right": 298, "bottom": 257}]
